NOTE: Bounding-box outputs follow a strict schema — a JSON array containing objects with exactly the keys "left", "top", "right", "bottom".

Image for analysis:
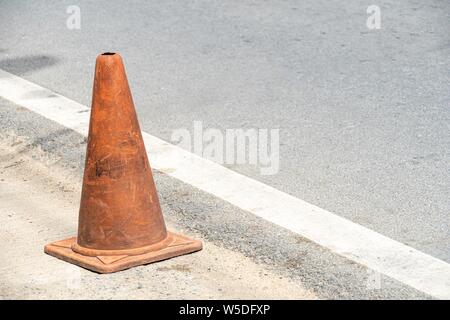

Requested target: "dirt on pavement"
[{"left": 0, "top": 132, "right": 315, "bottom": 299}]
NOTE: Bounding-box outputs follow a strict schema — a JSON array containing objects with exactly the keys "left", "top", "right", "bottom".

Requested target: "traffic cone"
[{"left": 44, "top": 52, "right": 202, "bottom": 273}]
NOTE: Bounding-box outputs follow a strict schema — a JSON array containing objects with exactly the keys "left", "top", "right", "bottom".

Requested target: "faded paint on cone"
[
  {"left": 45, "top": 53, "right": 202, "bottom": 273},
  {"left": 77, "top": 52, "right": 167, "bottom": 252}
]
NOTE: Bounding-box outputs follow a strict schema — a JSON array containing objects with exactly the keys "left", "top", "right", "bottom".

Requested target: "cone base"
[{"left": 44, "top": 231, "right": 202, "bottom": 274}]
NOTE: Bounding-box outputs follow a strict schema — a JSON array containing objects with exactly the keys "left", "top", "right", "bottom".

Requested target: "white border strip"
[{"left": 1, "top": 69, "right": 449, "bottom": 299}]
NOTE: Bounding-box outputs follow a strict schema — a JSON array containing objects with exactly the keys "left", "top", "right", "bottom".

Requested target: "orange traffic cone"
[{"left": 44, "top": 52, "right": 202, "bottom": 273}]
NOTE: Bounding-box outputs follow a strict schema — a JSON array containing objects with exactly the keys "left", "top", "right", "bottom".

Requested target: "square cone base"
[{"left": 44, "top": 231, "right": 202, "bottom": 273}]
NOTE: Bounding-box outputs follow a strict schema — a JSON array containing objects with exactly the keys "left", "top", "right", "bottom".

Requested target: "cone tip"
[{"left": 96, "top": 52, "right": 123, "bottom": 63}]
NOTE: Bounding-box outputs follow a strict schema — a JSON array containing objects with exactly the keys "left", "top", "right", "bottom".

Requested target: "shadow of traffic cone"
[{"left": 44, "top": 52, "right": 202, "bottom": 273}]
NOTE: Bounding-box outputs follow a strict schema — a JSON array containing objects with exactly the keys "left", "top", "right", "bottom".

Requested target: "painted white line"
[{"left": 1, "top": 69, "right": 449, "bottom": 299}]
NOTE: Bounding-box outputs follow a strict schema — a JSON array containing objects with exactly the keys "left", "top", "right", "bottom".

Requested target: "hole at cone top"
[{"left": 102, "top": 52, "right": 116, "bottom": 55}]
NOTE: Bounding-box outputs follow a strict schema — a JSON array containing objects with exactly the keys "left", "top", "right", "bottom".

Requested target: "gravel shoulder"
[{"left": 0, "top": 133, "right": 315, "bottom": 299}]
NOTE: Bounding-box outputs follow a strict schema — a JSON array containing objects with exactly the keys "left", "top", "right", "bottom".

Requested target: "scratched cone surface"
[
  {"left": 77, "top": 53, "right": 166, "bottom": 252},
  {"left": 44, "top": 53, "right": 202, "bottom": 273}
]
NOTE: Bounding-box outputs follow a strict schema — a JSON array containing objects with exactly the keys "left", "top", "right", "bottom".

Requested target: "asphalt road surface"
[
  {"left": 0, "top": 0, "right": 449, "bottom": 298},
  {"left": 0, "top": 98, "right": 432, "bottom": 299}
]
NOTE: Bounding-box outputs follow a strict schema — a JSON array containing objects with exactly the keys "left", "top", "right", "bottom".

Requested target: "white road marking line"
[{"left": 0, "top": 69, "right": 449, "bottom": 299}]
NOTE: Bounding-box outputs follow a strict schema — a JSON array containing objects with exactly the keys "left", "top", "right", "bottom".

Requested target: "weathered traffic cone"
[{"left": 44, "top": 52, "right": 202, "bottom": 273}]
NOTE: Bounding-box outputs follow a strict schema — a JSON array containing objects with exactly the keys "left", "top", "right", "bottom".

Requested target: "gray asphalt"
[
  {"left": 0, "top": 0, "right": 449, "bottom": 266},
  {"left": 0, "top": 97, "right": 431, "bottom": 299}
]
